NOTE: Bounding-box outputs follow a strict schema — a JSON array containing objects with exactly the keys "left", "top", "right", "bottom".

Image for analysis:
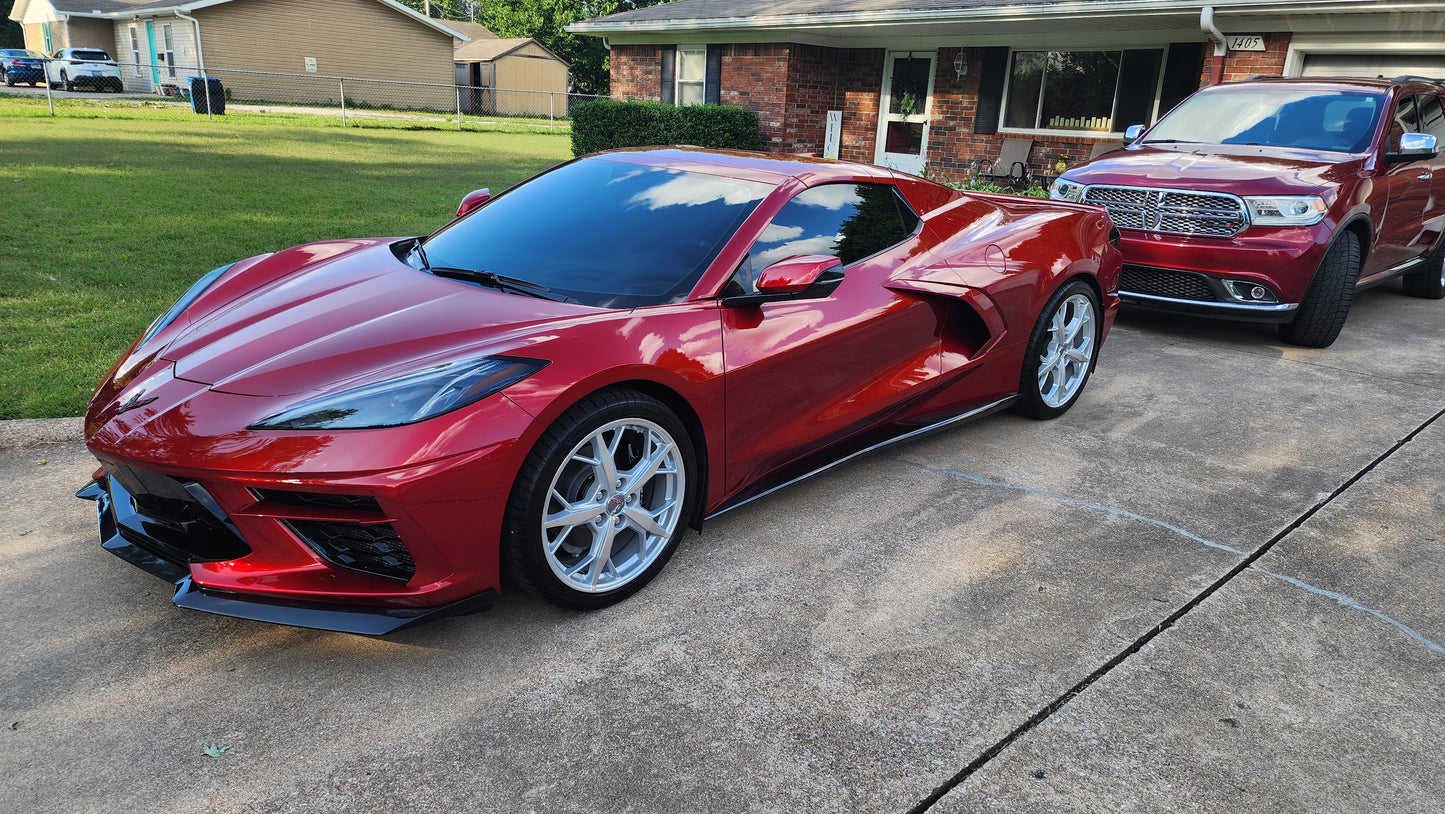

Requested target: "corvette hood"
[
  {"left": 164, "top": 242, "right": 599, "bottom": 397},
  {"left": 1067, "top": 144, "right": 1361, "bottom": 196}
]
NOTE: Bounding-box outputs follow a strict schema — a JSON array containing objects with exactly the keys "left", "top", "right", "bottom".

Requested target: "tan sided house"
[
  {"left": 9, "top": 0, "right": 464, "bottom": 107},
  {"left": 572, "top": 0, "right": 1445, "bottom": 179}
]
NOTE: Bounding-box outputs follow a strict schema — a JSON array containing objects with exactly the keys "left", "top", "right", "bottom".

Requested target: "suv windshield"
[
  {"left": 419, "top": 158, "right": 772, "bottom": 308},
  {"left": 1144, "top": 87, "right": 1385, "bottom": 153}
]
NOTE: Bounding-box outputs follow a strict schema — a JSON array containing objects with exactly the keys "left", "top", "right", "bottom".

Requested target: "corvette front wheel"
[
  {"left": 503, "top": 388, "right": 697, "bottom": 610},
  {"left": 1012, "top": 279, "right": 1100, "bottom": 420}
]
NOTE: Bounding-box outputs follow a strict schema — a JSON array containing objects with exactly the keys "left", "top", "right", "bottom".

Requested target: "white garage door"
[{"left": 1301, "top": 52, "right": 1445, "bottom": 80}]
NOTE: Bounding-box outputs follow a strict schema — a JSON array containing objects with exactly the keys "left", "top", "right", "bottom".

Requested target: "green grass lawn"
[{"left": 0, "top": 95, "right": 572, "bottom": 419}]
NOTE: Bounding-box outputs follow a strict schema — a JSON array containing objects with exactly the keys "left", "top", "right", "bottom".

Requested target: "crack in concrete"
[
  {"left": 895, "top": 458, "right": 1445, "bottom": 654},
  {"left": 899, "top": 403, "right": 1445, "bottom": 813}
]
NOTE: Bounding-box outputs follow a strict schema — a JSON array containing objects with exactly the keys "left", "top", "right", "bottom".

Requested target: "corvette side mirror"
[
  {"left": 756, "top": 255, "right": 842, "bottom": 294},
  {"left": 457, "top": 188, "right": 491, "bottom": 217}
]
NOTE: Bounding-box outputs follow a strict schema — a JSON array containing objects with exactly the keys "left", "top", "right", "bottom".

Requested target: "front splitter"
[{"left": 77, "top": 478, "right": 496, "bottom": 636}]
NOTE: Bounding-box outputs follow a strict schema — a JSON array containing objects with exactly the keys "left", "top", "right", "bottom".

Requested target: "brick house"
[{"left": 572, "top": 0, "right": 1445, "bottom": 178}]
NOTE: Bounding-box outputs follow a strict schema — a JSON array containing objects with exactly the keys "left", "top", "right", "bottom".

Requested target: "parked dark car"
[
  {"left": 0, "top": 49, "right": 46, "bottom": 87},
  {"left": 1051, "top": 77, "right": 1445, "bottom": 347},
  {"left": 45, "top": 48, "right": 122, "bottom": 92}
]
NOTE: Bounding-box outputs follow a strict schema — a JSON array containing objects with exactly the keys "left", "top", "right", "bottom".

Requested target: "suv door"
[{"left": 1370, "top": 92, "right": 1434, "bottom": 278}]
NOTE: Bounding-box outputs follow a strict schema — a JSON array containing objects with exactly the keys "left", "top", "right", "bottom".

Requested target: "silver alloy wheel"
[
  {"left": 541, "top": 417, "right": 685, "bottom": 593},
  {"left": 1037, "top": 292, "right": 1097, "bottom": 408}
]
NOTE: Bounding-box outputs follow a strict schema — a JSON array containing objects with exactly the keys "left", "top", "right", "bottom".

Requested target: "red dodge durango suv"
[{"left": 1051, "top": 77, "right": 1445, "bottom": 346}]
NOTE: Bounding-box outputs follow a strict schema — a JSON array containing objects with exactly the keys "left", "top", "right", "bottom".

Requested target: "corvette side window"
[{"left": 731, "top": 183, "right": 918, "bottom": 292}]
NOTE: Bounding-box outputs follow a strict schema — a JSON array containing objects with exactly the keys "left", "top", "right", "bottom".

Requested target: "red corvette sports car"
[{"left": 78, "top": 147, "right": 1121, "bottom": 634}]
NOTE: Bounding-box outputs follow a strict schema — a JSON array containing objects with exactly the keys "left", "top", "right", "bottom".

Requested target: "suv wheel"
[
  {"left": 61, "top": 71, "right": 73, "bottom": 92},
  {"left": 1280, "top": 230, "right": 1360, "bottom": 348},
  {"left": 1402, "top": 244, "right": 1445, "bottom": 299}
]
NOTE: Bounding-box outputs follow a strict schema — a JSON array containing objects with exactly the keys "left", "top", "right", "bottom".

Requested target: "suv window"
[
  {"left": 1146, "top": 88, "right": 1385, "bottom": 153},
  {"left": 72, "top": 50, "right": 110, "bottom": 61},
  {"left": 732, "top": 183, "right": 918, "bottom": 293},
  {"left": 1415, "top": 93, "right": 1445, "bottom": 142}
]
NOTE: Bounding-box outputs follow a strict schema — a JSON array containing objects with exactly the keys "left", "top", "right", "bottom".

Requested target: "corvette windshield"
[
  {"left": 420, "top": 158, "right": 772, "bottom": 308},
  {"left": 1144, "top": 88, "right": 1385, "bottom": 153}
]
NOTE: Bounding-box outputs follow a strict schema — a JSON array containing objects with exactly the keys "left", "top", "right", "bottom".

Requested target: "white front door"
[{"left": 875, "top": 51, "right": 936, "bottom": 176}]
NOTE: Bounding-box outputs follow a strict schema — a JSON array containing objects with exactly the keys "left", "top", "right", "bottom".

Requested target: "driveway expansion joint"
[{"left": 898, "top": 402, "right": 1445, "bottom": 813}]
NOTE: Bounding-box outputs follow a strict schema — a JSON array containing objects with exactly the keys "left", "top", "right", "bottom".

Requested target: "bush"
[{"left": 571, "top": 99, "right": 760, "bottom": 157}]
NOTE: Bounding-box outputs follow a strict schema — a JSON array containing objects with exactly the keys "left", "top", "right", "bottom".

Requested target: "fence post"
[
  {"left": 339, "top": 78, "right": 347, "bottom": 126},
  {"left": 456, "top": 87, "right": 462, "bottom": 131},
  {"left": 202, "top": 68, "right": 212, "bottom": 121},
  {"left": 44, "top": 59, "right": 54, "bottom": 116},
  {"left": 549, "top": 93, "right": 555, "bottom": 132}
]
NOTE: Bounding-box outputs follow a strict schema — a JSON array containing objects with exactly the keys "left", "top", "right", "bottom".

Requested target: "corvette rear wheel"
[
  {"left": 503, "top": 388, "right": 697, "bottom": 610},
  {"left": 1012, "top": 279, "right": 1100, "bottom": 420}
]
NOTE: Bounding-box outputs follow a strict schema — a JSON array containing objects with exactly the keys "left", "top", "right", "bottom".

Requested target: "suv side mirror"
[
  {"left": 1386, "top": 132, "right": 1439, "bottom": 162},
  {"left": 457, "top": 188, "right": 491, "bottom": 217},
  {"left": 1124, "top": 124, "right": 1145, "bottom": 142}
]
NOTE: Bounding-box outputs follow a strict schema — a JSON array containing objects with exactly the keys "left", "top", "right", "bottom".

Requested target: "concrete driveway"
[{"left": 2, "top": 284, "right": 1441, "bottom": 813}]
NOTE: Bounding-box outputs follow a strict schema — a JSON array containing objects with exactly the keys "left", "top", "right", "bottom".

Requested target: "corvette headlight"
[
  {"left": 1050, "top": 178, "right": 1086, "bottom": 202},
  {"left": 1243, "top": 195, "right": 1327, "bottom": 227},
  {"left": 139, "top": 263, "right": 235, "bottom": 346},
  {"left": 249, "top": 356, "right": 547, "bottom": 430}
]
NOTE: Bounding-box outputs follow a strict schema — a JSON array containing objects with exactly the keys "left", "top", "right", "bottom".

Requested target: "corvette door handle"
[{"left": 1419, "top": 171, "right": 1433, "bottom": 181}]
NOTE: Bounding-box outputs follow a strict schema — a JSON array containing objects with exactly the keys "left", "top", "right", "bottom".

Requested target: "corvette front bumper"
[{"left": 77, "top": 476, "right": 496, "bottom": 635}]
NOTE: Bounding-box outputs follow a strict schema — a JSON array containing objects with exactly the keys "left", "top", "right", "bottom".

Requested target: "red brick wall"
[
  {"left": 719, "top": 44, "right": 790, "bottom": 146},
  {"left": 610, "top": 43, "right": 664, "bottom": 101},
  {"left": 607, "top": 43, "right": 1154, "bottom": 179},
  {"left": 1200, "top": 33, "right": 1291, "bottom": 85}
]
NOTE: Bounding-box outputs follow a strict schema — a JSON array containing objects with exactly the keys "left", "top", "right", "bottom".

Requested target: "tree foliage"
[
  {"left": 1, "top": 1, "right": 24, "bottom": 49},
  {"left": 396, "top": 0, "right": 672, "bottom": 95}
]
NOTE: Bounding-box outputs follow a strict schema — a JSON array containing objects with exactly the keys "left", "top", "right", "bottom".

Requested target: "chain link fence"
[{"left": 21, "top": 58, "right": 599, "bottom": 131}]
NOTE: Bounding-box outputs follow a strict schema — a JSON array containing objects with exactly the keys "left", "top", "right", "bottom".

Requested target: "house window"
[
  {"left": 676, "top": 46, "right": 706, "bottom": 106},
  {"left": 1003, "top": 48, "right": 1164, "bottom": 133},
  {"left": 129, "top": 27, "right": 141, "bottom": 76},
  {"left": 162, "top": 23, "right": 175, "bottom": 77}
]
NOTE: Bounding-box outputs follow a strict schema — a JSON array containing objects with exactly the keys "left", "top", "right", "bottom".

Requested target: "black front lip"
[{"left": 77, "top": 477, "right": 495, "bottom": 635}]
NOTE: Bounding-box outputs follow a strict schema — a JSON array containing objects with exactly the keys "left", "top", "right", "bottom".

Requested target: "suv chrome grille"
[{"left": 1083, "top": 185, "right": 1247, "bottom": 238}]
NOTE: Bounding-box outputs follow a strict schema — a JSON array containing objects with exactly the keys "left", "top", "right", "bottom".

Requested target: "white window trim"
[
  {"left": 675, "top": 45, "right": 706, "bottom": 106},
  {"left": 1284, "top": 34, "right": 1445, "bottom": 77},
  {"left": 997, "top": 45, "right": 1171, "bottom": 138}
]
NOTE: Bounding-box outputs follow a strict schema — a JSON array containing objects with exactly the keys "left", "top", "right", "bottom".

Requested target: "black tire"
[
  {"left": 3, "top": 73, "right": 13, "bottom": 88},
  {"left": 1011, "top": 279, "right": 1102, "bottom": 420},
  {"left": 1279, "top": 230, "right": 1361, "bottom": 348},
  {"left": 61, "top": 72, "right": 72, "bottom": 92},
  {"left": 502, "top": 388, "right": 699, "bottom": 610},
  {"left": 1402, "top": 243, "right": 1445, "bottom": 299}
]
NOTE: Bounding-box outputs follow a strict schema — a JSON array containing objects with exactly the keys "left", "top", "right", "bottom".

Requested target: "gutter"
[
  {"left": 1201, "top": 6, "right": 1228, "bottom": 84},
  {"left": 174, "top": 10, "right": 204, "bottom": 71},
  {"left": 568, "top": 0, "right": 1445, "bottom": 34}
]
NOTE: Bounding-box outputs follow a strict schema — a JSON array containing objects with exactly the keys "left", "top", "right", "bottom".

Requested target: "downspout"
[
  {"left": 1201, "top": 6, "right": 1227, "bottom": 85},
  {"left": 174, "top": 10, "right": 204, "bottom": 71}
]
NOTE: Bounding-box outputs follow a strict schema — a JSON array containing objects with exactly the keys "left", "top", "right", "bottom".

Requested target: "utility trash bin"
[{"left": 188, "top": 77, "right": 225, "bottom": 114}]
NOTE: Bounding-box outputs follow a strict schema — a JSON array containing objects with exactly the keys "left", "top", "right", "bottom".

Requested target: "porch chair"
[
  {"left": 1088, "top": 140, "right": 1125, "bottom": 160},
  {"left": 977, "top": 138, "right": 1034, "bottom": 187}
]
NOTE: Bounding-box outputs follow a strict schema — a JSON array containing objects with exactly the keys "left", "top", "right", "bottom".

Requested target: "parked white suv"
[{"left": 46, "top": 48, "right": 122, "bottom": 92}]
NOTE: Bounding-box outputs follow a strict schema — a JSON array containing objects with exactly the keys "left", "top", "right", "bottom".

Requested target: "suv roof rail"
[{"left": 1391, "top": 74, "right": 1445, "bottom": 85}]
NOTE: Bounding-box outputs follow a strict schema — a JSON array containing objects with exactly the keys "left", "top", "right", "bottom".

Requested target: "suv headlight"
[
  {"left": 1050, "top": 178, "right": 1086, "bottom": 202},
  {"left": 1243, "top": 195, "right": 1327, "bottom": 227},
  {"left": 249, "top": 356, "right": 547, "bottom": 430}
]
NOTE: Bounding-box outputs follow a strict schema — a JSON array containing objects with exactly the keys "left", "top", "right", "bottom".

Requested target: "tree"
[
  {"left": 398, "top": 0, "right": 673, "bottom": 96},
  {"left": 1, "top": 1, "right": 25, "bottom": 49}
]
